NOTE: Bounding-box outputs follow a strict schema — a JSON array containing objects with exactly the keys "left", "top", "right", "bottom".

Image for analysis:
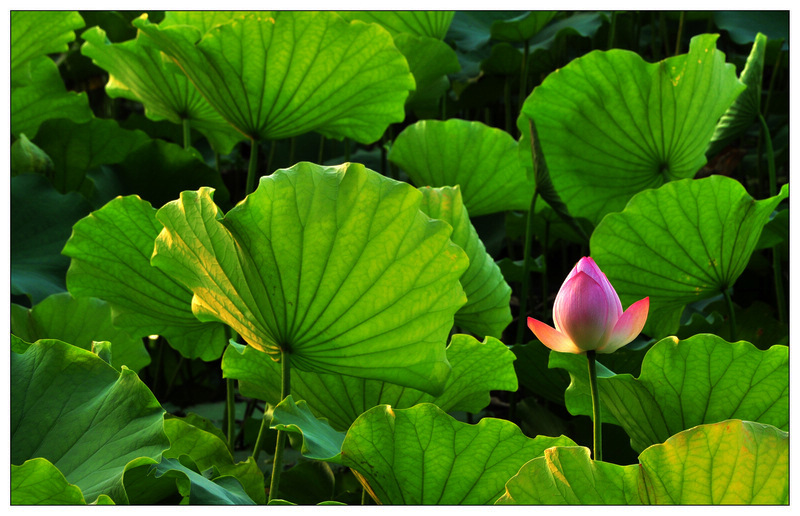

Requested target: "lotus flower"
[{"left": 528, "top": 257, "right": 649, "bottom": 354}]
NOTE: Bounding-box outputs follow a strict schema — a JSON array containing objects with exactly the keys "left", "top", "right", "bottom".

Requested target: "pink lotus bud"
[{"left": 527, "top": 257, "right": 649, "bottom": 354}]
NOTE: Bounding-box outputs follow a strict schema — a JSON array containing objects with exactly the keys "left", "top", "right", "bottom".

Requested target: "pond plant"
[{"left": 10, "top": 10, "right": 788, "bottom": 505}]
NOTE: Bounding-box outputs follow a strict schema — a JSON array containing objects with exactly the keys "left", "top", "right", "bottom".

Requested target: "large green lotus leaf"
[
  {"left": 11, "top": 338, "right": 170, "bottom": 503},
  {"left": 638, "top": 419, "right": 788, "bottom": 504},
  {"left": 496, "top": 446, "right": 641, "bottom": 504},
  {"left": 11, "top": 11, "right": 84, "bottom": 84},
  {"left": 419, "top": 186, "right": 511, "bottom": 338},
  {"left": 80, "top": 26, "right": 245, "bottom": 155},
  {"left": 497, "top": 420, "right": 787, "bottom": 504},
  {"left": 33, "top": 117, "right": 151, "bottom": 195},
  {"left": 12, "top": 458, "right": 89, "bottom": 505},
  {"left": 591, "top": 176, "right": 789, "bottom": 338},
  {"left": 11, "top": 56, "right": 93, "bottom": 138},
  {"left": 490, "top": 11, "right": 557, "bottom": 42},
  {"left": 63, "top": 195, "right": 228, "bottom": 361},
  {"left": 11, "top": 174, "right": 93, "bottom": 303},
  {"left": 389, "top": 119, "right": 534, "bottom": 216},
  {"left": 134, "top": 12, "right": 414, "bottom": 143},
  {"left": 394, "top": 33, "right": 460, "bottom": 110},
  {"left": 550, "top": 334, "right": 788, "bottom": 453},
  {"left": 223, "top": 333, "right": 517, "bottom": 431},
  {"left": 518, "top": 33, "right": 746, "bottom": 225},
  {"left": 153, "top": 162, "right": 468, "bottom": 395},
  {"left": 340, "top": 403, "right": 576, "bottom": 504},
  {"left": 707, "top": 33, "right": 767, "bottom": 157},
  {"left": 163, "top": 417, "right": 265, "bottom": 504},
  {"left": 270, "top": 396, "right": 345, "bottom": 461},
  {"left": 337, "top": 11, "right": 455, "bottom": 39},
  {"left": 11, "top": 292, "right": 150, "bottom": 372}
]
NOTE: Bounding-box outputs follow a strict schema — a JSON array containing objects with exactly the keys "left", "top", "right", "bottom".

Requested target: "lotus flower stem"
[
  {"left": 268, "top": 350, "right": 292, "bottom": 502},
  {"left": 515, "top": 188, "right": 540, "bottom": 344},
  {"left": 587, "top": 350, "right": 602, "bottom": 461},
  {"left": 722, "top": 289, "right": 739, "bottom": 342}
]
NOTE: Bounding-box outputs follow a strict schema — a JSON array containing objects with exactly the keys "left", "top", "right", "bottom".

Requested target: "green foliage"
[
  {"left": 498, "top": 420, "right": 787, "bottom": 504},
  {"left": 134, "top": 12, "right": 415, "bottom": 142},
  {"left": 11, "top": 338, "right": 170, "bottom": 503},
  {"left": 223, "top": 334, "right": 517, "bottom": 431},
  {"left": 63, "top": 195, "right": 227, "bottom": 361},
  {"left": 591, "top": 176, "right": 788, "bottom": 338},
  {"left": 518, "top": 34, "right": 746, "bottom": 225},
  {"left": 340, "top": 403, "right": 576, "bottom": 504},
  {"left": 153, "top": 162, "right": 467, "bottom": 394},
  {"left": 551, "top": 334, "right": 788, "bottom": 452},
  {"left": 390, "top": 119, "right": 533, "bottom": 215},
  {"left": 11, "top": 292, "right": 150, "bottom": 372},
  {"left": 9, "top": 9, "right": 789, "bottom": 506}
]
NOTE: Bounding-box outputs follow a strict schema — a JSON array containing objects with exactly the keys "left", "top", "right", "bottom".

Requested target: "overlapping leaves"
[
  {"left": 498, "top": 420, "right": 787, "bottom": 504},
  {"left": 390, "top": 119, "right": 533, "bottom": 215},
  {"left": 591, "top": 175, "right": 788, "bottom": 337},
  {"left": 550, "top": 334, "right": 788, "bottom": 453},
  {"left": 152, "top": 162, "right": 467, "bottom": 395},
  {"left": 11, "top": 338, "right": 169, "bottom": 503},
  {"left": 134, "top": 12, "right": 414, "bottom": 143},
  {"left": 518, "top": 33, "right": 746, "bottom": 224},
  {"left": 223, "top": 334, "right": 517, "bottom": 431},
  {"left": 63, "top": 195, "right": 227, "bottom": 361}
]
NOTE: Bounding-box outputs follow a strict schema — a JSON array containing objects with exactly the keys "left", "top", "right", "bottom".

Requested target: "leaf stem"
[
  {"left": 607, "top": 11, "right": 617, "bottom": 50},
  {"left": 757, "top": 114, "right": 786, "bottom": 323},
  {"left": 225, "top": 378, "right": 236, "bottom": 452},
  {"left": 586, "top": 350, "right": 602, "bottom": 462},
  {"left": 674, "top": 12, "right": 685, "bottom": 56},
  {"left": 722, "top": 288, "right": 738, "bottom": 342},
  {"left": 245, "top": 139, "right": 259, "bottom": 196},
  {"left": 182, "top": 118, "right": 192, "bottom": 151},
  {"left": 268, "top": 350, "right": 291, "bottom": 503}
]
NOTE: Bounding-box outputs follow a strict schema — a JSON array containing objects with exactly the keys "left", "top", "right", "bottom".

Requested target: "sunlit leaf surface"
[
  {"left": 419, "top": 186, "right": 512, "bottom": 338},
  {"left": 12, "top": 458, "right": 89, "bottom": 505},
  {"left": 591, "top": 176, "right": 788, "bottom": 337},
  {"left": 550, "top": 334, "right": 788, "bottom": 452},
  {"left": 153, "top": 162, "right": 467, "bottom": 395},
  {"left": 223, "top": 334, "right": 517, "bottom": 431},
  {"left": 134, "top": 12, "right": 414, "bottom": 143},
  {"left": 81, "top": 26, "right": 245, "bottom": 155},
  {"left": 63, "top": 195, "right": 228, "bottom": 361},
  {"left": 519, "top": 34, "right": 745, "bottom": 224},
  {"left": 11, "top": 11, "right": 85, "bottom": 84},
  {"left": 498, "top": 420, "right": 787, "bottom": 504},
  {"left": 11, "top": 292, "right": 150, "bottom": 372},
  {"left": 390, "top": 119, "right": 533, "bottom": 215},
  {"left": 340, "top": 403, "right": 575, "bottom": 504}
]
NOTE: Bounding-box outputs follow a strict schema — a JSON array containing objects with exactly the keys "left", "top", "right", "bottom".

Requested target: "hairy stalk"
[
  {"left": 674, "top": 12, "right": 685, "bottom": 55},
  {"left": 268, "top": 351, "right": 292, "bottom": 502},
  {"left": 245, "top": 139, "right": 259, "bottom": 196},
  {"left": 515, "top": 189, "right": 540, "bottom": 343},
  {"left": 587, "top": 350, "right": 602, "bottom": 461},
  {"left": 757, "top": 116, "right": 786, "bottom": 323},
  {"left": 722, "top": 288, "right": 739, "bottom": 342},
  {"left": 182, "top": 118, "right": 192, "bottom": 150}
]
